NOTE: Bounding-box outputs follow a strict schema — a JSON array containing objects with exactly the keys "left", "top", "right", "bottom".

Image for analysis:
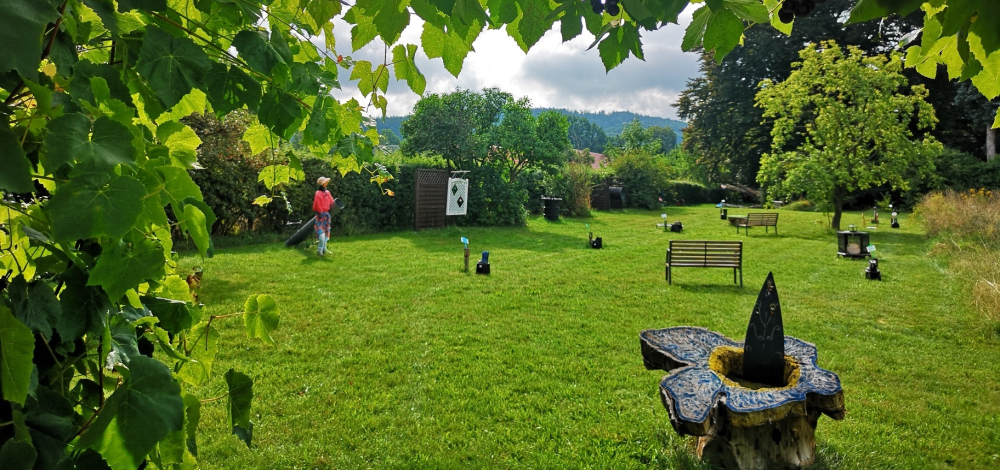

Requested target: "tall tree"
[
  {"left": 566, "top": 115, "right": 608, "bottom": 152},
  {"left": 676, "top": 0, "right": 922, "bottom": 186},
  {"left": 402, "top": 89, "right": 570, "bottom": 180},
  {"left": 648, "top": 125, "right": 679, "bottom": 153},
  {"left": 756, "top": 42, "right": 939, "bottom": 229}
]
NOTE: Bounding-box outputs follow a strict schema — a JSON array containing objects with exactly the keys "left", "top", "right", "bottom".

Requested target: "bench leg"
[
  {"left": 733, "top": 267, "right": 737, "bottom": 284},
  {"left": 739, "top": 268, "right": 743, "bottom": 287},
  {"left": 668, "top": 266, "right": 672, "bottom": 285},
  {"left": 766, "top": 226, "right": 769, "bottom": 233}
]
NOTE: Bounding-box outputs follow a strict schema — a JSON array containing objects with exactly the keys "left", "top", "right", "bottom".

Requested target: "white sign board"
[{"left": 446, "top": 177, "right": 469, "bottom": 216}]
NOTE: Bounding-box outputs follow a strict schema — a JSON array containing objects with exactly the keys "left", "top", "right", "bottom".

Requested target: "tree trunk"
[
  {"left": 831, "top": 192, "right": 844, "bottom": 231},
  {"left": 988, "top": 122, "right": 996, "bottom": 162}
]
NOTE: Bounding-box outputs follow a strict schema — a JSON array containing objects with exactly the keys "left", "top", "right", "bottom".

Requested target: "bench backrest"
[
  {"left": 746, "top": 212, "right": 778, "bottom": 226},
  {"left": 668, "top": 240, "right": 742, "bottom": 264}
]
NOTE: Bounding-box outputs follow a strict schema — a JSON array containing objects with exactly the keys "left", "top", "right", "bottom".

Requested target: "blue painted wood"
[{"left": 640, "top": 327, "right": 842, "bottom": 426}]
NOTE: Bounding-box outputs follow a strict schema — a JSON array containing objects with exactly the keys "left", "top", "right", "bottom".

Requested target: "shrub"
[
  {"left": 610, "top": 150, "right": 677, "bottom": 209},
  {"left": 664, "top": 180, "right": 725, "bottom": 205},
  {"left": 917, "top": 189, "right": 1000, "bottom": 329},
  {"left": 783, "top": 200, "right": 816, "bottom": 211},
  {"left": 461, "top": 164, "right": 528, "bottom": 227}
]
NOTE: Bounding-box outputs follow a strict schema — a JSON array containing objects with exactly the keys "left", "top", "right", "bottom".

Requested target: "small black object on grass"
[
  {"left": 476, "top": 251, "right": 490, "bottom": 275},
  {"left": 865, "top": 258, "right": 882, "bottom": 281}
]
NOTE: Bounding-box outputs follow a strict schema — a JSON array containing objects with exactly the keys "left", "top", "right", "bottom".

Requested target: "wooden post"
[
  {"left": 988, "top": 122, "right": 996, "bottom": 162},
  {"left": 464, "top": 248, "right": 469, "bottom": 273}
]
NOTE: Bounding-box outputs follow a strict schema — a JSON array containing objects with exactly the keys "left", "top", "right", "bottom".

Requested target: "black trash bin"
[{"left": 542, "top": 196, "right": 562, "bottom": 221}]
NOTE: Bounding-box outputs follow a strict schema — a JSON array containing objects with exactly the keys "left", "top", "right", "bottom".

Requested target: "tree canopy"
[
  {"left": 756, "top": 41, "right": 940, "bottom": 229},
  {"left": 566, "top": 115, "right": 608, "bottom": 153},
  {"left": 401, "top": 88, "right": 571, "bottom": 180}
]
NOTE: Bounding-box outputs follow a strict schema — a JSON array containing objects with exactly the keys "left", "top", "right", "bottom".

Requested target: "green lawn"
[{"left": 181, "top": 206, "right": 1000, "bottom": 469}]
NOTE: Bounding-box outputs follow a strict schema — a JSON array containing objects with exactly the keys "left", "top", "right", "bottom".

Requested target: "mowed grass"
[{"left": 181, "top": 206, "right": 1000, "bottom": 469}]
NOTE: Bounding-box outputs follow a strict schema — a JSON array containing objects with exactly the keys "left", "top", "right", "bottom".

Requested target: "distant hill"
[
  {"left": 373, "top": 109, "right": 686, "bottom": 142},
  {"left": 532, "top": 108, "right": 686, "bottom": 139}
]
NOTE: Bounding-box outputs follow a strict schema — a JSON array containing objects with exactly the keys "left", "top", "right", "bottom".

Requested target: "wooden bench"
[
  {"left": 736, "top": 213, "right": 778, "bottom": 235},
  {"left": 666, "top": 240, "right": 743, "bottom": 286}
]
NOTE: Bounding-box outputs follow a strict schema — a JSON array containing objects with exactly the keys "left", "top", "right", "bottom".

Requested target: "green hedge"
[{"left": 664, "top": 181, "right": 726, "bottom": 205}]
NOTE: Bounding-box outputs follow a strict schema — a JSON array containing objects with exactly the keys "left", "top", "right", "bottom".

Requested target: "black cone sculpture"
[{"left": 742, "top": 272, "right": 785, "bottom": 386}]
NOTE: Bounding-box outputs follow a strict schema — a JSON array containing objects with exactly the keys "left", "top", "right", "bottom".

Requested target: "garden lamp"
[
  {"left": 720, "top": 199, "right": 727, "bottom": 220},
  {"left": 890, "top": 204, "right": 900, "bottom": 228},
  {"left": 661, "top": 213, "right": 668, "bottom": 231},
  {"left": 476, "top": 251, "right": 491, "bottom": 275}
]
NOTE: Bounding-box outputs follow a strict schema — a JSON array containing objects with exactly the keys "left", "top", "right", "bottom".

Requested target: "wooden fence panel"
[{"left": 414, "top": 169, "right": 449, "bottom": 231}]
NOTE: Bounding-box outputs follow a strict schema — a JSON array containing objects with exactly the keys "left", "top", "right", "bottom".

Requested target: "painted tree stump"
[{"left": 640, "top": 326, "right": 845, "bottom": 469}]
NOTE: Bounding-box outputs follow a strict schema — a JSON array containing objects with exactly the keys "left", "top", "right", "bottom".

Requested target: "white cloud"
[{"left": 329, "top": 6, "right": 701, "bottom": 120}]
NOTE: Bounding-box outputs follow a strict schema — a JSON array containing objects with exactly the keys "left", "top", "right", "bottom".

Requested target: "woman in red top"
[{"left": 313, "top": 176, "right": 334, "bottom": 255}]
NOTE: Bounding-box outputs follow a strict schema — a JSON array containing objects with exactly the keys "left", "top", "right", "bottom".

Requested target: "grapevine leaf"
[
  {"left": 725, "top": 0, "right": 769, "bottom": 24},
  {"left": 183, "top": 392, "right": 201, "bottom": 456},
  {"left": 57, "top": 267, "right": 113, "bottom": 341},
  {"left": 421, "top": 23, "right": 475, "bottom": 77},
  {"left": 135, "top": 26, "right": 213, "bottom": 108},
  {"left": 307, "top": 0, "right": 342, "bottom": 28},
  {"left": 252, "top": 195, "right": 273, "bottom": 206},
  {"left": 994, "top": 108, "right": 1000, "bottom": 129},
  {"left": 205, "top": 63, "right": 262, "bottom": 115},
  {"left": 258, "top": 165, "right": 292, "bottom": 190},
  {"left": 243, "top": 294, "right": 279, "bottom": 345},
  {"left": 156, "top": 121, "right": 202, "bottom": 168},
  {"left": 232, "top": 30, "right": 286, "bottom": 75},
  {"left": 155, "top": 165, "right": 204, "bottom": 207},
  {"left": 0, "top": 126, "right": 33, "bottom": 193},
  {"left": 289, "top": 62, "right": 324, "bottom": 96},
  {"left": 78, "top": 356, "right": 184, "bottom": 470},
  {"left": 43, "top": 114, "right": 138, "bottom": 172},
  {"left": 848, "top": 0, "right": 924, "bottom": 23},
  {"left": 225, "top": 369, "right": 254, "bottom": 448},
  {"left": 47, "top": 174, "right": 145, "bottom": 242},
  {"left": 177, "top": 321, "right": 218, "bottom": 386},
  {"left": 391, "top": 44, "right": 427, "bottom": 95},
  {"left": 304, "top": 95, "right": 333, "bottom": 145},
  {"left": 704, "top": 8, "right": 744, "bottom": 61},
  {"left": 507, "top": 0, "right": 553, "bottom": 52},
  {"left": 82, "top": 0, "right": 119, "bottom": 34},
  {"left": 243, "top": 121, "right": 278, "bottom": 156},
  {"left": 8, "top": 276, "right": 62, "bottom": 341},
  {"left": 88, "top": 238, "right": 166, "bottom": 302},
  {"left": 705, "top": 0, "right": 723, "bottom": 11},
  {"left": 181, "top": 197, "right": 217, "bottom": 245},
  {"left": 0, "top": 305, "right": 35, "bottom": 405},
  {"left": 23, "top": 387, "right": 77, "bottom": 468},
  {"left": 598, "top": 25, "right": 643, "bottom": 71},
  {"left": 373, "top": 0, "right": 411, "bottom": 45},
  {"left": 345, "top": 6, "right": 379, "bottom": 51},
  {"left": 269, "top": 24, "right": 294, "bottom": 64},
  {"left": 0, "top": 0, "right": 60, "bottom": 82},
  {"left": 106, "top": 310, "right": 140, "bottom": 368},
  {"left": 142, "top": 296, "right": 195, "bottom": 335},
  {"left": 560, "top": 11, "right": 583, "bottom": 42},
  {"left": 0, "top": 439, "right": 36, "bottom": 470},
  {"left": 259, "top": 88, "right": 306, "bottom": 139},
  {"left": 181, "top": 204, "right": 212, "bottom": 258},
  {"left": 117, "top": 0, "right": 167, "bottom": 12},
  {"left": 682, "top": 6, "right": 711, "bottom": 52},
  {"left": 71, "top": 60, "right": 134, "bottom": 107}
]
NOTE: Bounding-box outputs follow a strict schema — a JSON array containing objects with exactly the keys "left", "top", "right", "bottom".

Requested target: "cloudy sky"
[{"left": 329, "top": 6, "right": 702, "bottom": 120}]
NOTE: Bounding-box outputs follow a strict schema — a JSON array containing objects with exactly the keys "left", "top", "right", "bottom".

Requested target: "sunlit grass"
[{"left": 182, "top": 206, "right": 1000, "bottom": 469}]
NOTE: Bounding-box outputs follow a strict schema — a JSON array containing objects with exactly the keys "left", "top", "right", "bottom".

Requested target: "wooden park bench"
[
  {"left": 666, "top": 240, "right": 743, "bottom": 286},
  {"left": 736, "top": 212, "right": 778, "bottom": 235}
]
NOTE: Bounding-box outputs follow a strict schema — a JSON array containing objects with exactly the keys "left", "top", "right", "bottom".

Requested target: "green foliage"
[
  {"left": 664, "top": 180, "right": 726, "bottom": 205},
  {"left": 566, "top": 115, "right": 607, "bottom": 153},
  {"left": 756, "top": 41, "right": 939, "bottom": 229},
  {"left": 782, "top": 200, "right": 816, "bottom": 211},
  {"left": 610, "top": 149, "right": 677, "bottom": 209}
]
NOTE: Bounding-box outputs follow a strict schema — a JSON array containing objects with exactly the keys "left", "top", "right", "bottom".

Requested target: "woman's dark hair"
[{"left": 317, "top": 185, "right": 326, "bottom": 191}]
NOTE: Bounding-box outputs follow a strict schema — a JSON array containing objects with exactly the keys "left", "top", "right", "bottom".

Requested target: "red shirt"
[{"left": 313, "top": 190, "right": 334, "bottom": 213}]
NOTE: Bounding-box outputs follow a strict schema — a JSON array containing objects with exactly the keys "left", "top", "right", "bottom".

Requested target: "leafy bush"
[
  {"left": 663, "top": 180, "right": 725, "bottom": 205},
  {"left": 782, "top": 200, "right": 816, "bottom": 211},
  {"left": 610, "top": 150, "right": 677, "bottom": 209},
  {"left": 461, "top": 164, "right": 528, "bottom": 227}
]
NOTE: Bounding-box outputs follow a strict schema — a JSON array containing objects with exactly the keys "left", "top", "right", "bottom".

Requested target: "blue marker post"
[{"left": 461, "top": 237, "right": 469, "bottom": 272}]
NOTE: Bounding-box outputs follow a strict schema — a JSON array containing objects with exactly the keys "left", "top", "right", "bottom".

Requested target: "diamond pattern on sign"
[{"left": 447, "top": 178, "right": 468, "bottom": 216}]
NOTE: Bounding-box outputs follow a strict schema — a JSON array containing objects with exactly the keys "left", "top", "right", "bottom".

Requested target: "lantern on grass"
[
  {"left": 890, "top": 204, "right": 900, "bottom": 228},
  {"left": 661, "top": 213, "right": 668, "bottom": 231},
  {"left": 865, "top": 258, "right": 882, "bottom": 280},
  {"left": 719, "top": 200, "right": 727, "bottom": 220},
  {"left": 837, "top": 228, "right": 871, "bottom": 259}
]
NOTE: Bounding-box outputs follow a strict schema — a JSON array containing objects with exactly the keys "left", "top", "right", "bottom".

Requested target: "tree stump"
[{"left": 640, "top": 327, "right": 845, "bottom": 470}]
